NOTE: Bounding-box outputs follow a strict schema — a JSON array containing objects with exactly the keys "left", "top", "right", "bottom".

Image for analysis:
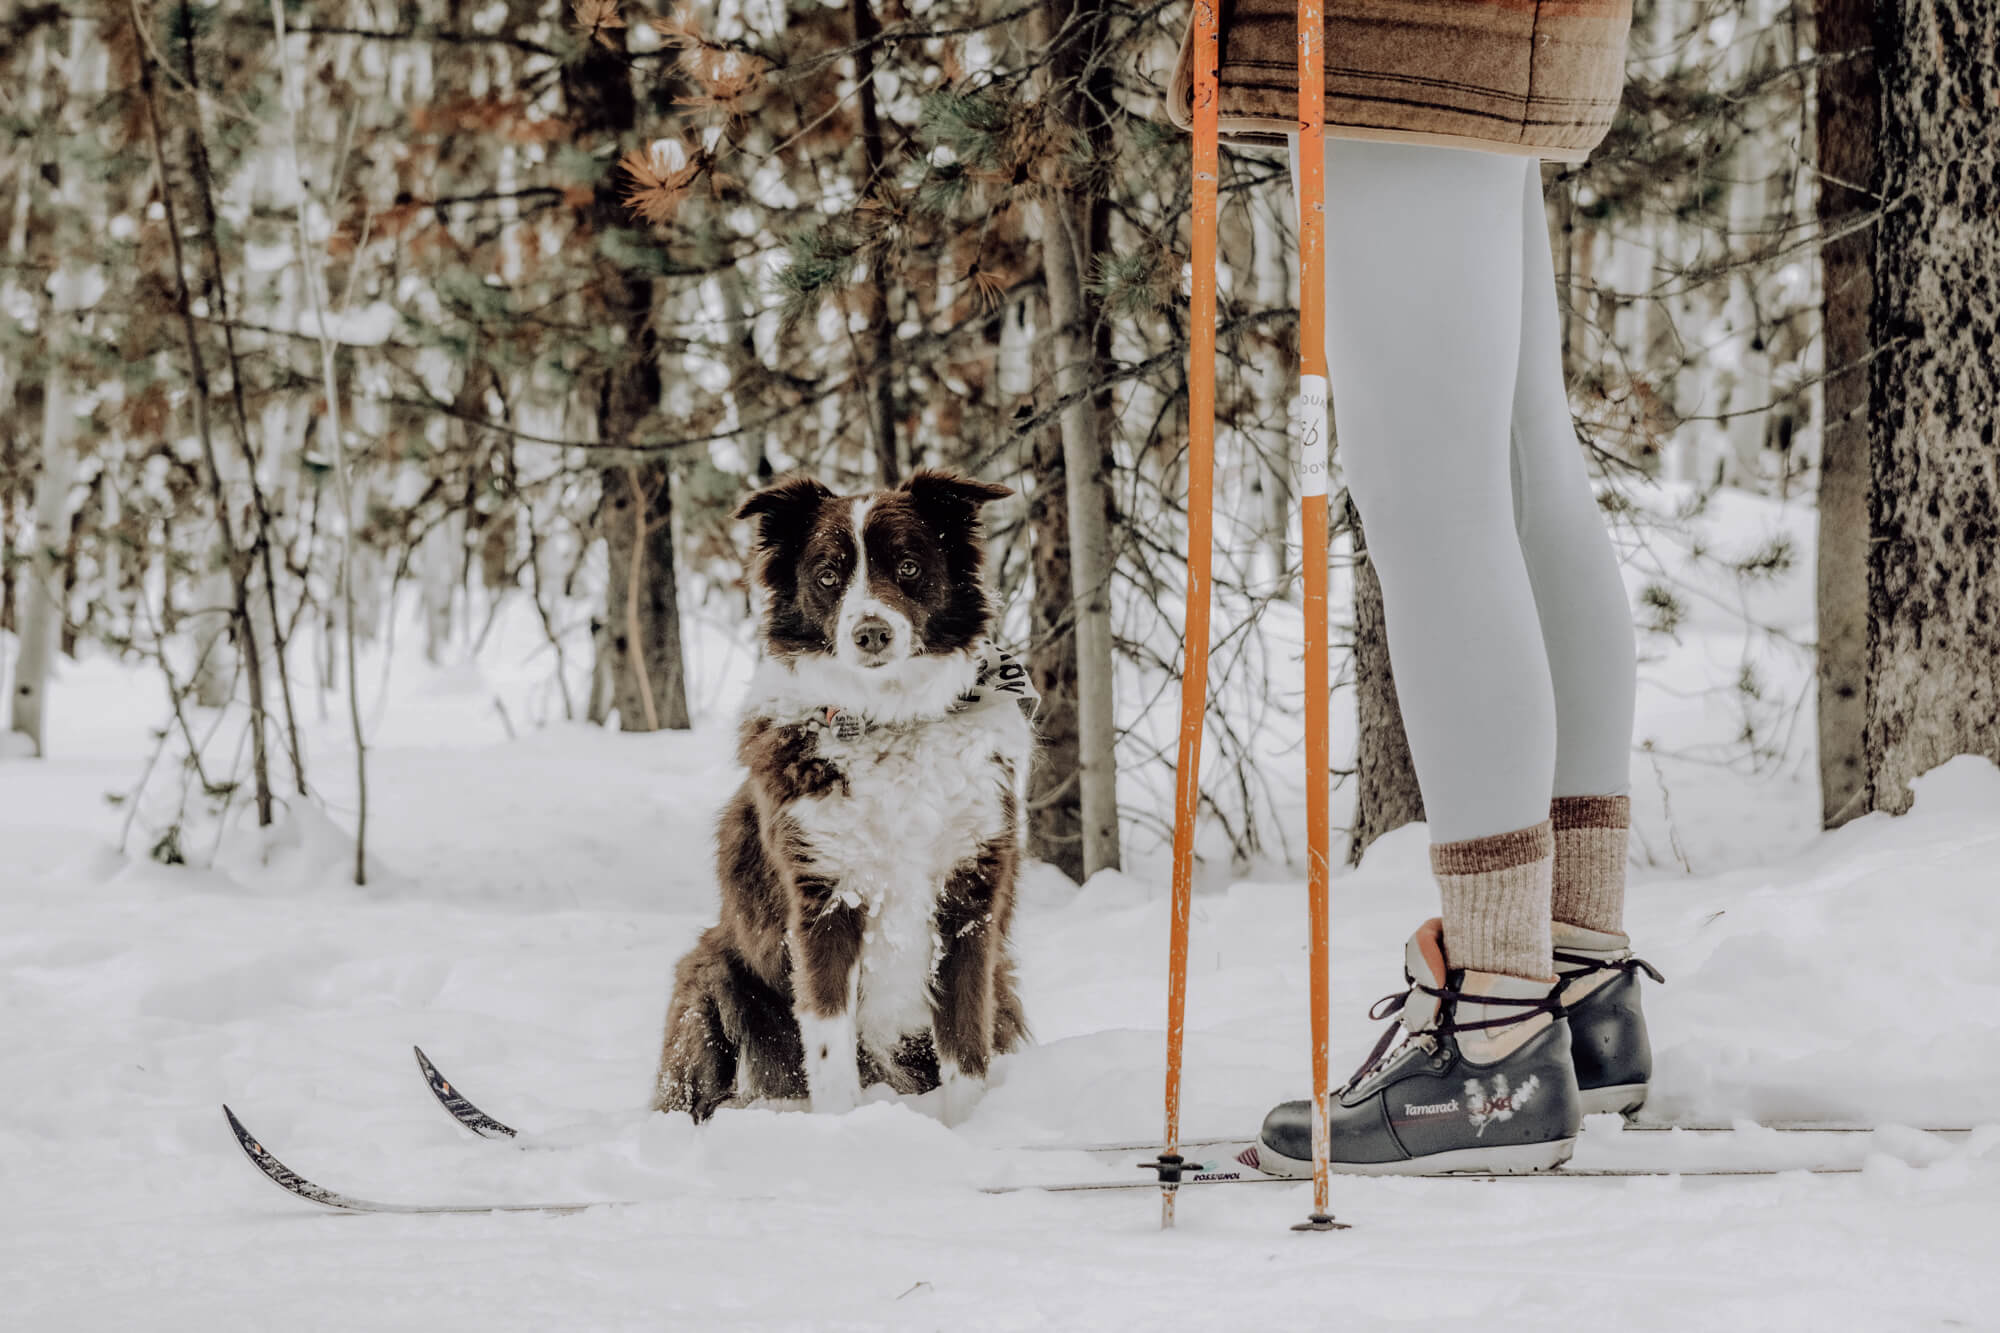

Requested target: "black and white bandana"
[
  {"left": 807, "top": 640, "right": 1038, "bottom": 741},
  {"left": 957, "top": 640, "right": 1039, "bottom": 715}
]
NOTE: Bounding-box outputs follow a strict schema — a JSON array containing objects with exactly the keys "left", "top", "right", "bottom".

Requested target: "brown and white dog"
[{"left": 652, "top": 470, "right": 1032, "bottom": 1122}]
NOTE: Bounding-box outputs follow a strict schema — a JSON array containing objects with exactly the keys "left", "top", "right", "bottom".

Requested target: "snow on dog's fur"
[{"left": 652, "top": 470, "right": 1031, "bottom": 1121}]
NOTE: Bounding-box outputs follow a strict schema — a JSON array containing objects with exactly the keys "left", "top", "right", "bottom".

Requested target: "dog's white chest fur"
[{"left": 789, "top": 701, "right": 1029, "bottom": 1058}]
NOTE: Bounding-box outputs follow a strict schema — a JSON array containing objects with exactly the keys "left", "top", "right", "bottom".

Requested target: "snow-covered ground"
[{"left": 4, "top": 488, "right": 1999, "bottom": 1330}]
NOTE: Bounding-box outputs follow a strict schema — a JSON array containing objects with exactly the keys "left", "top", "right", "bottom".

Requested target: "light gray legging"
[{"left": 1288, "top": 137, "right": 1637, "bottom": 844}]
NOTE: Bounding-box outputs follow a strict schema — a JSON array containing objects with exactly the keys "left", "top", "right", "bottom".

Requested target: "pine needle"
[
  {"left": 620, "top": 140, "right": 707, "bottom": 225},
  {"left": 573, "top": 0, "right": 627, "bottom": 50}
]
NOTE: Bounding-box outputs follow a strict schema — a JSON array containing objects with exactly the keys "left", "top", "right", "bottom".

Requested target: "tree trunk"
[
  {"left": 0, "top": 35, "right": 37, "bottom": 658},
  {"left": 1345, "top": 496, "right": 1424, "bottom": 862},
  {"left": 603, "top": 464, "right": 690, "bottom": 731},
  {"left": 1862, "top": 1, "right": 2000, "bottom": 812},
  {"left": 1723, "top": 125, "right": 1776, "bottom": 487},
  {"left": 1, "top": 476, "right": 17, "bottom": 637},
  {"left": 419, "top": 509, "right": 462, "bottom": 664},
  {"left": 849, "top": 0, "right": 901, "bottom": 484},
  {"left": 587, "top": 615, "right": 616, "bottom": 727},
  {"left": 1553, "top": 177, "right": 1582, "bottom": 385},
  {"left": 189, "top": 556, "right": 237, "bottom": 709},
  {"left": 8, "top": 23, "right": 86, "bottom": 758},
  {"left": 565, "top": 39, "right": 689, "bottom": 733},
  {"left": 716, "top": 264, "right": 774, "bottom": 485},
  {"left": 1035, "top": 0, "right": 1120, "bottom": 876},
  {"left": 1027, "top": 299, "right": 1084, "bottom": 882},
  {"left": 1812, "top": 0, "right": 1877, "bottom": 828},
  {"left": 9, "top": 363, "right": 75, "bottom": 755},
  {"left": 1249, "top": 193, "right": 1294, "bottom": 591}
]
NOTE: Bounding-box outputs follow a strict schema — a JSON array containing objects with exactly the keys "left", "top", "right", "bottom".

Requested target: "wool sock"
[
  {"left": 1430, "top": 819, "right": 1555, "bottom": 981},
  {"left": 1549, "top": 795, "right": 1630, "bottom": 936}
]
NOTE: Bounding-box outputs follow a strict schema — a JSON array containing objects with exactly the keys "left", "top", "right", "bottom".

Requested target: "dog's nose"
[{"left": 852, "top": 618, "right": 892, "bottom": 656}]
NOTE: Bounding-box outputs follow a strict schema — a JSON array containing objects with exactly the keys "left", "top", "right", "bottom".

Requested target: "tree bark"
[
  {"left": 1035, "top": 0, "right": 1120, "bottom": 876},
  {"left": 1027, "top": 299, "right": 1084, "bottom": 882},
  {"left": 9, "top": 363, "right": 74, "bottom": 755},
  {"left": 1553, "top": 177, "right": 1582, "bottom": 385},
  {"left": 189, "top": 559, "right": 236, "bottom": 709},
  {"left": 603, "top": 464, "right": 690, "bottom": 731},
  {"left": 716, "top": 264, "right": 774, "bottom": 487},
  {"left": 0, "top": 32, "right": 44, "bottom": 656},
  {"left": 565, "top": 38, "right": 690, "bottom": 733},
  {"left": 1812, "top": 0, "right": 1877, "bottom": 828},
  {"left": 1344, "top": 496, "right": 1424, "bottom": 862},
  {"left": 1862, "top": 1, "right": 2000, "bottom": 812},
  {"left": 1249, "top": 193, "right": 1294, "bottom": 590},
  {"left": 1722, "top": 115, "right": 1777, "bottom": 487},
  {"left": 1, "top": 475, "right": 17, "bottom": 638},
  {"left": 850, "top": 0, "right": 901, "bottom": 484},
  {"left": 9, "top": 23, "right": 88, "bottom": 758}
]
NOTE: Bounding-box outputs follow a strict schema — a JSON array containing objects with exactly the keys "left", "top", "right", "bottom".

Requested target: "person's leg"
[
  {"left": 1318, "top": 139, "right": 1555, "bottom": 980},
  {"left": 1506, "top": 164, "right": 1639, "bottom": 936},
  {"left": 1254, "top": 140, "right": 1584, "bottom": 1177},
  {"left": 1508, "top": 165, "right": 1657, "bottom": 1118}
]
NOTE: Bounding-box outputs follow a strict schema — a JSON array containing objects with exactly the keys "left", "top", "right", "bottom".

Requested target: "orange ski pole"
[
  {"left": 1157, "top": 0, "right": 1219, "bottom": 1232},
  {"left": 1291, "top": 0, "right": 1345, "bottom": 1234}
]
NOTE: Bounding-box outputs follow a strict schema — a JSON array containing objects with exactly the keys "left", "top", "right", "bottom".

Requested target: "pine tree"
[
  {"left": 1812, "top": 0, "right": 1877, "bottom": 827},
  {"left": 1862, "top": 1, "right": 2000, "bottom": 811}
]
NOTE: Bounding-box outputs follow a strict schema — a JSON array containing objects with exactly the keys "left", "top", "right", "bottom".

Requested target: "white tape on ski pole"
[{"left": 1295, "top": 374, "right": 1329, "bottom": 497}]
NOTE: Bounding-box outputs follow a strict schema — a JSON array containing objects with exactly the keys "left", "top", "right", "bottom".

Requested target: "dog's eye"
[
  {"left": 816, "top": 568, "right": 840, "bottom": 589},
  {"left": 896, "top": 559, "right": 920, "bottom": 581}
]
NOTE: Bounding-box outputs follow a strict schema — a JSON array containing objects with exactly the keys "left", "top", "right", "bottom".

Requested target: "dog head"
[{"left": 736, "top": 469, "right": 1013, "bottom": 676}]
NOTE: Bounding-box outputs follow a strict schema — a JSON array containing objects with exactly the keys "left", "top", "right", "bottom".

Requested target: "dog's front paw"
[
  {"left": 938, "top": 1063, "right": 986, "bottom": 1127},
  {"left": 799, "top": 1011, "right": 864, "bottom": 1114},
  {"left": 808, "top": 1069, "right": 862, "bottom": 1115}
]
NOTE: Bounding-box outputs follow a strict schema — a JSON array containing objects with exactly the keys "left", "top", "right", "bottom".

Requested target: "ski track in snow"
[{"left": 3, "top": 488, "right": 1999, "bottom": 1330}]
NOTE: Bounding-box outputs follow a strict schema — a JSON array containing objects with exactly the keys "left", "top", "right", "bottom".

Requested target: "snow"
[{"left": 4, "top": 490, "right": 1999, "bottom": 1329}]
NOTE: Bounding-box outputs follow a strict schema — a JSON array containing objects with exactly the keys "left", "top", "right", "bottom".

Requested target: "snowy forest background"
[
  {"left": 12, "top": 0, "right": 1986, "bottom": 883},
  {"left": 5, "top": 1, "right": 1999, "bottom": 1327}
]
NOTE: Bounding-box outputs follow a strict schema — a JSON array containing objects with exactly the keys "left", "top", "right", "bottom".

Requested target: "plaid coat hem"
[{"left": 1168, "top": 0, "right": 1633, "bottom": 163}]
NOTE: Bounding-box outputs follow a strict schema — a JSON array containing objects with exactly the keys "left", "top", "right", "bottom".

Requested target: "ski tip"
[
  {"left": 222, "top": 1103, "right": 255, "bottom": 1146},
  {"left": 413, "top": 1045, "right": 519, "bottom": 1139},
  {"left": 221, "top": 1104, "right": 275, "bottom": 1166},
  {"left": 223, "top": 1096, "right": 300, "bottom": 1184}
]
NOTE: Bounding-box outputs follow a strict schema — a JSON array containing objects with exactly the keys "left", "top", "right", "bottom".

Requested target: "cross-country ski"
[
  {"left": 222, "top": 1106, "right": 607, "bottom": 1217},
  {"left": 408, "top": 1043, "right": 1976, "bottom": 1154},
  {"left": 222, "top": 1103, "right": 1963, "bottom": 1216}
]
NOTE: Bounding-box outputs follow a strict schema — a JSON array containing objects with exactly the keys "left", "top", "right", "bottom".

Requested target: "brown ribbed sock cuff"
[
  {"left": 1431, "top": 819, "right": 1555, "bottom": 981},
  {"left": 1550, "top": 794, "right": 1630, "bottom": 936}
]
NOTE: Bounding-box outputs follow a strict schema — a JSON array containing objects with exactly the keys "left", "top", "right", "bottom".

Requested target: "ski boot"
[
  {"left": 1246, "top": 919, "right": 1581, "bottom": 1176},
  {"left": 1553, "top": 921, "right": 1664, "bottom": 1117}
]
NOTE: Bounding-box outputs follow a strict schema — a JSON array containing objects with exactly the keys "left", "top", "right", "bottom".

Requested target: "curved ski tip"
[
  {"left": 412, "top": 1045, "right": 518, "bottom": 1138},
  {"left": 222, "top": 1104, "right": 273, "bottom": 1162},
  {"left": 222, "top": 1103, "right": 252, "bottom": 1143},
  {"left": 222, "top": 1105, "right": 287, "bottom": 1181}
]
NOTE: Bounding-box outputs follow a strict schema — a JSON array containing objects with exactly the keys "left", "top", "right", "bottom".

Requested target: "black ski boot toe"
[{"left": 1248, "top": 922, "right": 1583, "bottom": 1178}]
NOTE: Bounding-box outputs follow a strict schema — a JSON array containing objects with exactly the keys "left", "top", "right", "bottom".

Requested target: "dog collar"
[{"left": 804, "top": 641, "right": 1037, "bottom": 740}]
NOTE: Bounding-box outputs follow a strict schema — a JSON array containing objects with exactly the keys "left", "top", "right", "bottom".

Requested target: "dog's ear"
[
  {"left": 900, "top": 469, "right": 1013, "bottom": 520},
  {"left": 734, "top": 475, "right": 835, "bottom": 551}
]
